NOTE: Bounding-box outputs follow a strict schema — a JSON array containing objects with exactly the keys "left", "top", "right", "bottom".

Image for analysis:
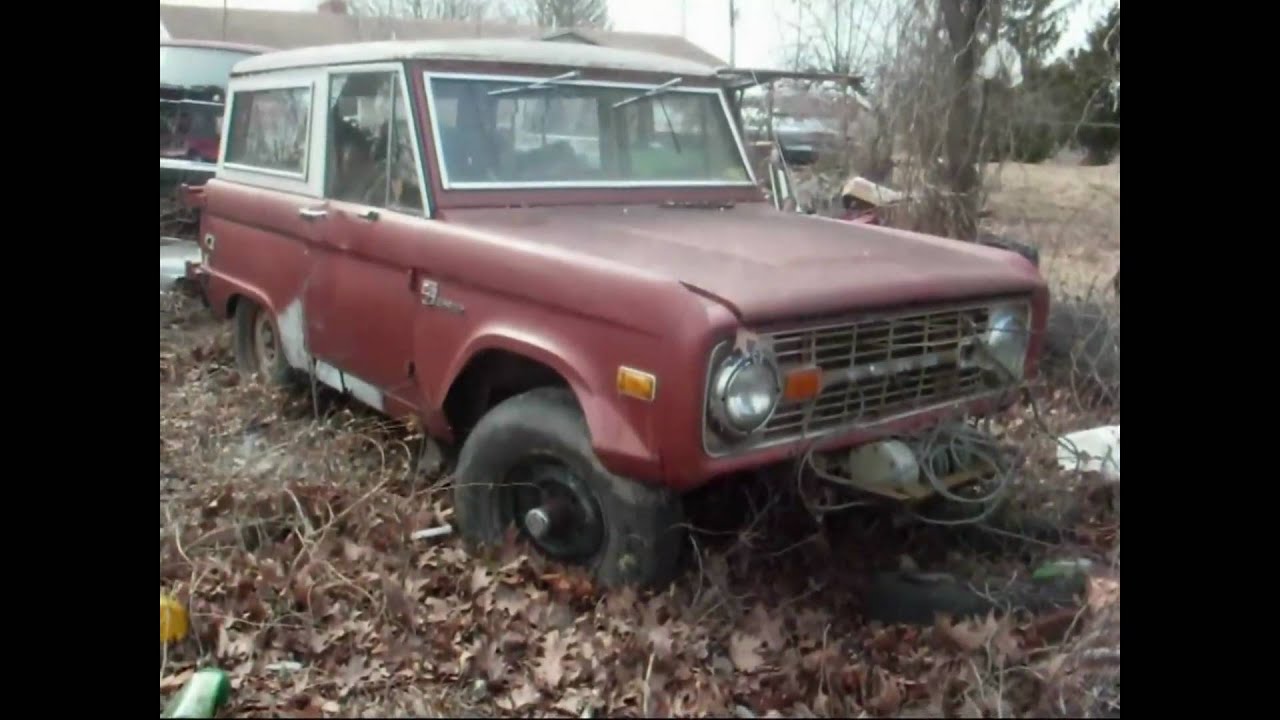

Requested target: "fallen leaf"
[
  {"left": 470, "top": 567, "right": 492, "bottom": 595},
  {"left": 494, "top": 585, "right": 530, "bottom": 617},
  {"left": 865, "top": 671, "right": 906, "bottom": 712},
  {"left": 535, "top": 630, "right": 571, "bottom": 689},
  {"left": 424, "top": 597, "right": 451, "bottom": 624},
  {"left": 321, "top": 700, "right": 340, "bottom": 713},
  {"left": 647, "top": 622, "right": 675, "bottom": 659},
  {"left": 936, "top": 614, "right": 997, "bottom": 654},
  {"left": 992, "top": 621, "right": 1025, "bottom": 666},
  {"left": 160, "top": 668, "right": 194, "bottom": 691},
  {"left": 1027, "top": 607, "right": 1079, "bottom": 645},
  {"left": 481, "top": 641, "right": 507, "bottom": 683},
  {"left": 1087, "top": 576, "right": 1120, "bottom": 611},
  {"left": 382, "top": 575, "right": 415, "bottom": 626},
  {"left": 502, "top": 680, "right": 541, "bottom": 712},
  {"left": 729, "top": 632, "right": 765, "bottom": 673},
  {"left": 748, "top": 603, "right": 787, "bottom": 651}
]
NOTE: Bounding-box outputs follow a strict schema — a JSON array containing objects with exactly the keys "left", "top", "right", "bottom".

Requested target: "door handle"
[
  {"left": 356, "top": 208, "right": 380, "bottom": 222},
  {"left": 298, "top": 207, "right": 328, "bottom": 221}
]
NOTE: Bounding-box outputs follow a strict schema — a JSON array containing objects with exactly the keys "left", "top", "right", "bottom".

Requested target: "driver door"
[{"left": 303, "top": 66, "right": 432, "bottom": 414}]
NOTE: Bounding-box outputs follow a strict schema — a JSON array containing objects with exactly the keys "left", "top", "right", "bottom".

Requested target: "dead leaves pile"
[{"left": 160, "top": 294, "right": 1119, "bottom": 718}]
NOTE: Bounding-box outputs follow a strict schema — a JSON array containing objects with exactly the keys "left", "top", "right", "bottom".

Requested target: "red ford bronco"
[{"left": 195, "top": 39, "right": 1048, "bottom": 588}]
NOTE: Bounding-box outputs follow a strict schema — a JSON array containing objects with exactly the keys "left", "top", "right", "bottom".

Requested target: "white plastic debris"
[
  {"left": 410, "top": 524, "right": 454, "bottom": 541},
  {"left": 1056, "top": 425, "right": 1120, "bottom": 482}
]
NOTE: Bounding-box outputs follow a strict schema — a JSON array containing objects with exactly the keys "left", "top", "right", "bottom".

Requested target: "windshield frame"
[{"left": 422, "top": 70, "right": 758, "bottom": 191}]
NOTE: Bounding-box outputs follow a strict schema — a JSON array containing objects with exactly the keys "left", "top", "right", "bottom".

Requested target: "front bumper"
[{"left": 663, "top": 390, "right": 1017, "bottom": 492}]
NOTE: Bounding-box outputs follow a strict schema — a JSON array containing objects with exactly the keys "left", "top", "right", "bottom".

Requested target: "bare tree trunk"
[{"left": 939, "top": 0, "right": 985, "bottom": 240}]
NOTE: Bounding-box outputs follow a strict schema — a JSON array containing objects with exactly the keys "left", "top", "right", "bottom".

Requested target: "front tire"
[
  {"left": 233, "top": 299, "right": 292, "bottom": 387},
  {"left": 453, "top": 387, "right": 685, "bottom": 589}
]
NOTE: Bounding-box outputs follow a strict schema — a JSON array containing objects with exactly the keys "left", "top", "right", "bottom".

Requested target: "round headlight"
[
  {"left": 985, "top": 303, "right": 1029, "bottom": 378},
  {"left": 710, "top": 350, "right": 781, "bottom": 434}
]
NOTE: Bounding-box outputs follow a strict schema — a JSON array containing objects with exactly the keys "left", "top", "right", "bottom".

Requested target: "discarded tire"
[{"left": 865, "top": 570, "right": 1086, "bottom": 625}]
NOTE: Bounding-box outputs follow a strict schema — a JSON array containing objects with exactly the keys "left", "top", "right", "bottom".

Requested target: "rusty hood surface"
[{"left": 444, "top": 202, "right": 1044, "bottom": 323}]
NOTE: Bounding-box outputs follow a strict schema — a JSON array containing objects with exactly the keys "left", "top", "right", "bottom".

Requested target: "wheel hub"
[
  {"left": 510, "top": 458, "right": 603, "bottom": 560},
  {"left": 253, "top": 312, "right": 278, "bottom": 369}
]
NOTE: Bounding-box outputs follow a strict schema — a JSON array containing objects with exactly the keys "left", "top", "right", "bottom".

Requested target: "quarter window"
[
  {"left": 326, "top": 71, "right": 423, "bottom": 214},
  {"left": 224, "top": 87, "right": 312, "bottom": 175}
]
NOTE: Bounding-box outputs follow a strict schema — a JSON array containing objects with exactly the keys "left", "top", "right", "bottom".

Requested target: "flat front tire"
[
  {"left": 453, "top": 387, "right": 685, "bottom": 589},
  {"left": 233, "top": 299, "right": 292, "bottom": 386}
]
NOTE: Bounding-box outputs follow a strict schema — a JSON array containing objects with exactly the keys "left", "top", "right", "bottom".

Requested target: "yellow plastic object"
[{"left": 160, "top": 592, "right": 189, "bottom": 644}]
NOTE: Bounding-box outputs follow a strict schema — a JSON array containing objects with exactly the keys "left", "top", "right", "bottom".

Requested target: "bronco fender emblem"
[{"left": 419, "top": 279, "right": 464, "bottom": 314}]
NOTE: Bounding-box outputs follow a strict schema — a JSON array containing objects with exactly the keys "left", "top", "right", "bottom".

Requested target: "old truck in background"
[{"left": 161, "top": 39, "right": 269, "bottom": 292}]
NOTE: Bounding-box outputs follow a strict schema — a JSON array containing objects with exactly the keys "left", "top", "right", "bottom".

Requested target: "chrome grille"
[{"left": 761, "top": 304, "right": 994, "bottom": 442}]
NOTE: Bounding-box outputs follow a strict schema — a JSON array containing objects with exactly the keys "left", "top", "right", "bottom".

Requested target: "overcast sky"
[{"left": 163, "top": 0, "right": 1115, "bottom": 68}]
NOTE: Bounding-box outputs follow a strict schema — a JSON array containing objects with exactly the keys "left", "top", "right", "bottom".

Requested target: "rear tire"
[
  {"left": 453, "top": 387, "right": 685, "bottom": 589},
  {"left": 233, "top": 299, "right": 293, "bottom": 387}
]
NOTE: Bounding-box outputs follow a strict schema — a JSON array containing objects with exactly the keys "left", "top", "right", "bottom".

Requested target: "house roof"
[
  {"left": 233, "top": 38, "right": 721, "bottom": 78},
  {"left": 158, "top": 5, "right": 727, "bottom": 67},
  {"left": 160, "top": 38, "right": 274, "bottom": 55}
]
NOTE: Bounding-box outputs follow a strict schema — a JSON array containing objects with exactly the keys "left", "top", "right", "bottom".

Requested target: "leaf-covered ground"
[{"left": 160, "top": 292, "right": 1119, "bottom": 718}]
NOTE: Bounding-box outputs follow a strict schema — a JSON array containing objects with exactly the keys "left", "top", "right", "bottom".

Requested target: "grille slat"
[{"left": 759, "top": 305, "right": 994, "bottom": 442}]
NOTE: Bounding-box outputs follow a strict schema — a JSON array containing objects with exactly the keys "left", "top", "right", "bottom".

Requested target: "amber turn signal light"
[
  {"left": 782, "top": 366, "right": 821, "bottom": 402},
  {"left": 617, "top": 366, "right": 658, "bottom": 401}
]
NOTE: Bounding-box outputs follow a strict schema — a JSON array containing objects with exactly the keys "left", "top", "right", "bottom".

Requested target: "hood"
[{"left": 444, "top": 202, "right": 1044, "bottom": 323}]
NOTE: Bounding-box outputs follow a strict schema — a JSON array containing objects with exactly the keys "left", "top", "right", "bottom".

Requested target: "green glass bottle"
[{"left": 162, "top": 668, "right": 231, "bottom": 718}]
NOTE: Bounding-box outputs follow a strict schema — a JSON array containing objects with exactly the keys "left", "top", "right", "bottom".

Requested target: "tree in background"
[
  {"left": 1066, "top": 3, "right": 1119, "bottom": 164},
  {"left": 348, "top": 0, "right": 496, "bottom": 22},
  {"left": 992, "top": 1, "right": 1119, "bottom": 165},
  {"left": 525, "top": 0, "right": 609, "bottom": 29},
  {"left": 983, "top": 0, "right": 1067, "bottom": 163}
]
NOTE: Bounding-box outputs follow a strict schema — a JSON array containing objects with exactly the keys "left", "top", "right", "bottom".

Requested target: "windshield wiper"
[
  {"left": 611, "top": 77, "right": 683, "bottom": 109},
  {"left": 487, "top": 70, "right": 581, "bottom": 97}
]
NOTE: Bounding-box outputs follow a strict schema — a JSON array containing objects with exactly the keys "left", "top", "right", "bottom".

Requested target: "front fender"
[{"left": 433, "top": 328, "right": 661, "bottom": 482}]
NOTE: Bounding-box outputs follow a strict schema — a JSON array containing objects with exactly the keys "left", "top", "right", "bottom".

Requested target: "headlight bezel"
[
  {"left": 983, "top": 301, "right": 1031, "bottom": 380},
  {"left": 707, "top": 347, "right": 782, "bottom": 437}
]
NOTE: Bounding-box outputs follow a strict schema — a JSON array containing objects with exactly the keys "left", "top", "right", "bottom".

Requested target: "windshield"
[
  {"left": 160, "top": 46, "right": 255, "bottom": 90},
  {"left": 427, "top": 75, "right": 752, "bottom": 188}
]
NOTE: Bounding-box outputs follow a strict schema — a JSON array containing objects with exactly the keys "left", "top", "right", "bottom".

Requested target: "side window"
[
  {"left": 326, "top": 71, "right": 423, "bottom": 214},
  {"left": 224, "top": 87, "right": 312, "bottom": 175}
]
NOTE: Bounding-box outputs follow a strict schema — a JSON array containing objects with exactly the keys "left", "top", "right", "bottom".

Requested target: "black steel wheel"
[
  {"left": 453, "top": 387, "right": 685, "bottom": 589},
  {"left": 507, "top": 453, "right": 605, "bottom": 560}
]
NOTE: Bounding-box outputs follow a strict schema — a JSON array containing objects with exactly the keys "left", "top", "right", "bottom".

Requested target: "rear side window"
[{"left": 224, "top": 86, "right": 312, "bottom": 175}]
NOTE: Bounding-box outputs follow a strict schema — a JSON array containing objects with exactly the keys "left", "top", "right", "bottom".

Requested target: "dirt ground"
[{"left": 160, "top": 164, "right": 1120, "bottom": 718}]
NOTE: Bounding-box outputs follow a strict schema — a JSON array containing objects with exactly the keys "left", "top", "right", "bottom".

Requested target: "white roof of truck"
[{"left": 232, "top": 38, "right": 724, "bottom": 78}]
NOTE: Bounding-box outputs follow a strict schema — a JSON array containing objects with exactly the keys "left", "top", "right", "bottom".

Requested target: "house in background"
[{"left": 157, "top": 2, "right": 726, "bottom": 67}]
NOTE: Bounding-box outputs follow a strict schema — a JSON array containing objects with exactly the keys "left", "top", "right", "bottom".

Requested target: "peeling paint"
[
  {"left": 314, "top": 360, "right": 386, "bottom": 413},
  {"left": 342, "top": 373, "right": 386, "bottom": 412},
  {"left": 276, "top": 299, "right": 311, "bottom": 371}
]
